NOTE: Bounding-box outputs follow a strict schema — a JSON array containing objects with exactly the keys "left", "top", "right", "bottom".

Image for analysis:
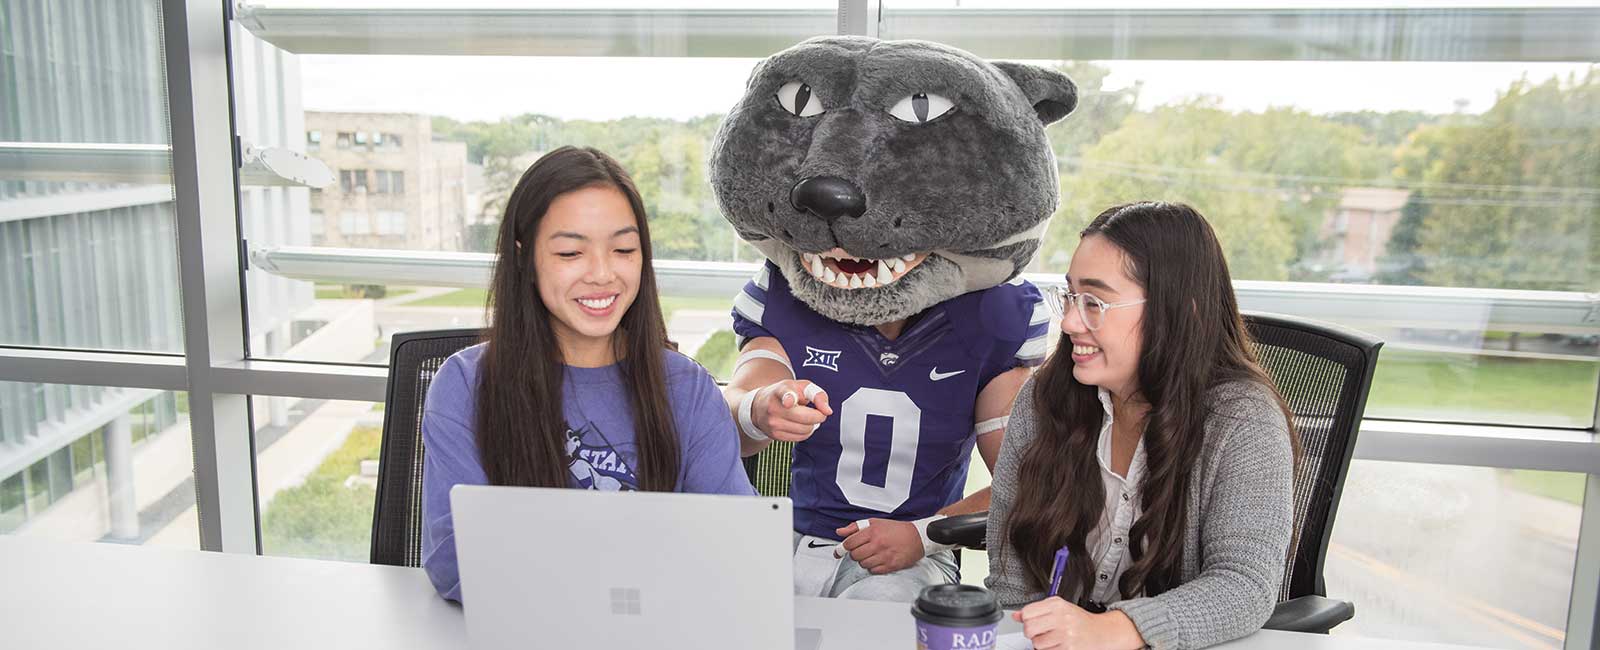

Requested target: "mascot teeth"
[{"left": 802, "top": 251, "right": 925, "bottom": 290}]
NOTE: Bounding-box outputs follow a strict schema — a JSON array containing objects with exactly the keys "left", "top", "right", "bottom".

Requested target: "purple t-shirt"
[{"left": 420, "top": 343, "right": 756, "bottom": 602}]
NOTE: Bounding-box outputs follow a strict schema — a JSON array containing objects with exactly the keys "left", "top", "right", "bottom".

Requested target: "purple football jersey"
[{"left": 733, "top": 262, "right": 1049, "bottom": 539}]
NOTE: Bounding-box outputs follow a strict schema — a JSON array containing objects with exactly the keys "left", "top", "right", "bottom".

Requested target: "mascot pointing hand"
[{"left": 712, "top": 36, "right": 1076, "bottom": 602}]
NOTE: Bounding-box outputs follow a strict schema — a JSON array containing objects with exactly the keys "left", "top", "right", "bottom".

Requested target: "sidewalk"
[{"left": 145, "top": 400, "right": 376, "bottom": 547}]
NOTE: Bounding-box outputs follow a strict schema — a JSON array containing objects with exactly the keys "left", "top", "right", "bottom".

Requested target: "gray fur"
[{"left": 710, "top": 36, "right": 1076, "bottom": 326}]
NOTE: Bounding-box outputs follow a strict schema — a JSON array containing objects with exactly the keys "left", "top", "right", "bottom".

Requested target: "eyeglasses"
[{"left": 1044, "top": 285, "right": 1145, "bottom": 331}]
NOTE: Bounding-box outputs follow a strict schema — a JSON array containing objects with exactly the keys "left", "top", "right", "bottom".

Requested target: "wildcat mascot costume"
[{"left": 710, "top": 36, "right": 1075, "bottom": 601}]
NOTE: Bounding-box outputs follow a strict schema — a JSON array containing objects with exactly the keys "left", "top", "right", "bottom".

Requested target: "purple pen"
[{"left": 1047, "top": 546, "right": 1070, "bottom": 598}]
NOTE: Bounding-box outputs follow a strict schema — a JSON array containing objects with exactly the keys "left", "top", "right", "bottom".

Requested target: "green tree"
[
  {"left": 1376, "top": 192, "right": 1429, "bottom": 285},
  {"left": 475, "top": 119, "right": 541, "bottom": 224},
  {"left": 1046, "top": 100, "right": 1391, "bottom": 280},
  {"left": 1326, "top": 110, "right": 1439, "bottom": 148},
  {"left": 1394, "top": 69, "right": 1600, "bottom": 291},
  {"left": 1045, "top": 61, "right": 1138, "bottom": 164}
]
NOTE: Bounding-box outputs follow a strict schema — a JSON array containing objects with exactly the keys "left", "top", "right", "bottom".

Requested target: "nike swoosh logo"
[
  {"left": 929, "top": 368, "right": 966, "bottom": 382},
  {"left": 806, "top": 540, "right": 837, "bottom": 549}
]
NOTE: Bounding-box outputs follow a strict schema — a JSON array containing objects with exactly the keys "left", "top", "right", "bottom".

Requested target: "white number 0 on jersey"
[{"left": 835, "top": 388, "right": 922, "bottom": 512}]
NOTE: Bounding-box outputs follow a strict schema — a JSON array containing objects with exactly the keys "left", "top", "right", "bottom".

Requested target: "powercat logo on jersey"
[{"left": 802, "top": 346, "right": 841, "bottom": 372}]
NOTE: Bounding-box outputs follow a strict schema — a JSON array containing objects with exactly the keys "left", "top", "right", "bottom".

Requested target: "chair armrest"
[
  {"left": 1264, "top": 595, "right": 1355, "bottom": 633},
  {"left": 927, "top": 512, "right": 989, "bottom": 550}
]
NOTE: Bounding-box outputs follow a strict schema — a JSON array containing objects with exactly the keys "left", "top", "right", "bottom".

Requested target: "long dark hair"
[
  {"left": 1006, "top": 201, "right": 1296, "bottom": 602},
  {"left": 475, "top": 146, "right": 681, "bottom": 491}
]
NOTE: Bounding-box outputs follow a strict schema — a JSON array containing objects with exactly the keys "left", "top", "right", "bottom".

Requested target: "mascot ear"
[{"left": 994, "top": 62, "right": 1077, "bottom": 126}]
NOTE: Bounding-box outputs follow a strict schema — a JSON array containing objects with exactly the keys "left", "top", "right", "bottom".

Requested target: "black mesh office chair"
[
  {"left": 742, "top": 439, "right": 796, "bottom": 498},
  {"left": 370, "top": 328, "right": 483, "bottom": 567},
  {"left": 925, "top": 311, "right": 1382, "bottom": 634}
]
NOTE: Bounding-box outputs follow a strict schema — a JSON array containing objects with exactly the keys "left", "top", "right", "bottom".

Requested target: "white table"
[{"left": 0, "top": 536, "right": 1486, "bottom": 650}]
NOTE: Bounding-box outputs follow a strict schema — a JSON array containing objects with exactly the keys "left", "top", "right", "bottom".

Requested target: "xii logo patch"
[{"left": 802, "top": 346, "right": 841, "bottom": 372}]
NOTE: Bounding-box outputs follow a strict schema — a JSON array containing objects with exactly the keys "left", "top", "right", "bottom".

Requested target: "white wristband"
[
  {"left": 914, "top": 515, "right": 958, "bottom": 556},
  {"left": 737, "top": 389, "right": 769, "bottom": 442},
  {"left": 974, "top": 415, "right": 1009, "bottom": 436},
  {"left": 734, "top": 349, "right": 795, "bottom": 378}
]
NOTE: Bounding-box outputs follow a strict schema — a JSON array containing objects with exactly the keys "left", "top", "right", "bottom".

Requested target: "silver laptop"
[{"left": 451, "top": 485, "right": 801, "bottom": 650}]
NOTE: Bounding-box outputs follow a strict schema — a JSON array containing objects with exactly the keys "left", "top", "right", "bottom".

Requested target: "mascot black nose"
[{"left": 790, "top": 176, "right": 867, "bottom": 223}]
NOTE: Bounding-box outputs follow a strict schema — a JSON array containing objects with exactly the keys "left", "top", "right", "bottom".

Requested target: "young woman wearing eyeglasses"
[{"left": 984, "top": 201, "right": 1299, "bottom": 650}]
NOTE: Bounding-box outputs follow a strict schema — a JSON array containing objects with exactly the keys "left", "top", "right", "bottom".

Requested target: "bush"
[
  {"left": 261, "top": 425, "right": 383, "bottom": 562},
  {"left": 694, "top": 329, "right": 737, "bottom": 380}
]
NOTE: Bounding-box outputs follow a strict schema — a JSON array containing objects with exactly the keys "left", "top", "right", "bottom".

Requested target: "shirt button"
[
  {"left": 1098, "top": 573, "right": 1109, "bottom": 581},
  {"left": 1113, "top": 537, "right": 1123, "bottom": 545},
  {"left": 1121, "top": 493, "right": 1130, "bottom": 502}
]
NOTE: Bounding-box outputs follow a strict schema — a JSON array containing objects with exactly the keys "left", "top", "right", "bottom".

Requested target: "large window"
[
  {"left": 240, "top": 23, "right": 782, "bottom": 368},
  {"left": 0, "top": 0, "right": 181, "bottom": 353},
  {"left": 0, "top": 383, "right": 196, "bottom": 549},
  {"left": 1327, "top": 460, "right": 1582, "bottom": 647},
  {"left": 876, "top": 4, "right": 1600, "bottom": 430},
  {"left": 1, "top": 2, "right": 1594, "bottom": 646}
]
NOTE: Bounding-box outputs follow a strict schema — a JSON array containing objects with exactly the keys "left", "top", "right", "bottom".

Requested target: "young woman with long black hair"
[{"left": 420, "top": 147, "right": 754, "bottom": 602}]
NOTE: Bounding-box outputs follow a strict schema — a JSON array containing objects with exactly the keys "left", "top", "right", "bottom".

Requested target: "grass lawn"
[
  {"left": 260, "top": 425, "right": 383, "bottom": 562},
  {"left": 313, "top": 285, "right": 347, "bottom": 300},
  {"left": 1503, "top": 469, "right": 1587, "bottom": 506},
  {"left": 406, "top": 287, "right": 489, "bottom": 308},
  {"left": 314, "top": 284, "right": 415, "bottom": 300},
  {"left": 1365, "top": 348, "right": 1598, "bottom": 426}
]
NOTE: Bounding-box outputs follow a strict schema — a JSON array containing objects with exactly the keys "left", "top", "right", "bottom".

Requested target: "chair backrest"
[
  {"left": 742, "top": 439, "right": 796, "bottom": 498},
  {"left": 370, "top": 328, "right": 483, "bottom": 567},
  {"left": 1242, "top": 311, "right": 1382, "bottom": 602}
]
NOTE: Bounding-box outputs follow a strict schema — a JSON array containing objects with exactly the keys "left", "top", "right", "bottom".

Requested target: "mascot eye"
[
  {"left": 776, "top": 80, "right": 825, "bottom": 117},
  {"left": 888, "top": 92, "right": 955, "bottom": 124}
]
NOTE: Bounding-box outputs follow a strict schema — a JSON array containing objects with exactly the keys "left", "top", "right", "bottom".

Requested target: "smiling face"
[
  {"left": 533, "top": 185, "right": 643, "bottom": 364},
  {"left": 709, "top": 37, "right": 1076, "bottom": 325},
  {"left": 1061, "top": 234, "right": 1145, "bottom": 399}
]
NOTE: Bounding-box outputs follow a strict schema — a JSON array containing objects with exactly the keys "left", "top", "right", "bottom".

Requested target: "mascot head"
[{"left": 710, "top": 36, "right": 1076, "bottom": 326}]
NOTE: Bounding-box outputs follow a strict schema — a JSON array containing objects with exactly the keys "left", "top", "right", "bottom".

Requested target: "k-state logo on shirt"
[
  {"left": 803, "top": 346, "right": 841, "bottom": 372},
  {"left": 564, "top": 423, "right": 638, "bottom": 491}
]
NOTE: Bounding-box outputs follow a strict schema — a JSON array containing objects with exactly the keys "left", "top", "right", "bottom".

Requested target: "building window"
[
  {"left": 26, "top": 458, "right": 50, "bottom": 513},
  {"left": 306, "top": 130, "right": 322, "bottom": 151},
  {"left": 1, "top": 473, "right": 24, "bottom": 532},
  {"left": 354, "top": 131, "right": 368, "bottom": 147},
  {"left": 339, "top": 212, "right": 370, "bottom": 235},
  {"left": 340, "top": 169, "right": 369, "bottom": 194},
  {"left": 374, "top": 170, "right": 405, "bottom": 194},
  {"left": 336, "top": 131, "right": 352, "bottom": 148},
  {"left": 309, "top": 211, "right": 325, "bottom": 237},
  {"left": 69, "top": 430, "right": 103, "bottom": 485},
  {"left": 385, "top": 133, "right": 403, "bottom": 149},
  {"left": 376, "top": 211, "right": 407, "bottom": 236}
]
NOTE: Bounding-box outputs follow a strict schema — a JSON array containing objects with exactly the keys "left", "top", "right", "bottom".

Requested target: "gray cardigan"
[{"left": 985, "top": 377, "right": 1295, "bottom": 650}]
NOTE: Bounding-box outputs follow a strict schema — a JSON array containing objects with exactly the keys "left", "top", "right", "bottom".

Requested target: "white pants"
[{"left": 791, "top": 532, "right": 960, "bottom": 603}]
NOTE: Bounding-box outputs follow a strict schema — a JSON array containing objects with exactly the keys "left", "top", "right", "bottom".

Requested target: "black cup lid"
[{"left": 914, "top": 584, "right": 1000, "bottom": 621}]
